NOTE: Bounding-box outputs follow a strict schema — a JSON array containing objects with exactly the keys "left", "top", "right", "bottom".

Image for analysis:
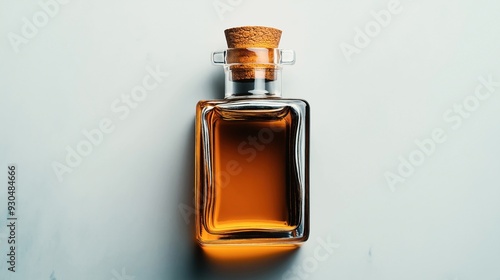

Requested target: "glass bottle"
[{"left": 195, "top": 26, "right": 309, "bottom": 246}]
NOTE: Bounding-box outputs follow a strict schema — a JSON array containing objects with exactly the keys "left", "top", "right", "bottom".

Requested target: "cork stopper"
[
  {"left": 224, "top": 26, "right": 282, "bottom": 81},
  {"left": 225, "top": 26, "right": 282, "bottom": 48}
]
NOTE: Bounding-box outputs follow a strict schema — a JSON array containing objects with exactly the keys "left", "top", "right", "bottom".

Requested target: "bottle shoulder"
[
  {"left": 197, "top": 98, "right": 309, "bottom": 122},
  {"left": 197, "top": 98, "right": 309, "bottom": 108}
]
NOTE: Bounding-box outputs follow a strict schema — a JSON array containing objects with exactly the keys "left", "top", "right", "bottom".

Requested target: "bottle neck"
[
  {"left": 224, "top": 67, "right": 282, "bottom": 98},
  {"left": 212, "top": 48, "right": 295, "bottom": 99}
]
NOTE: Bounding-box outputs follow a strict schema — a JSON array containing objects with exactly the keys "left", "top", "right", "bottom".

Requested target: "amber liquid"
[{"left": 201, "top": 106, "right": 299, "bottom": 235}]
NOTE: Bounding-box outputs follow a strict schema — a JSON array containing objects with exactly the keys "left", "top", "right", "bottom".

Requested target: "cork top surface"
[{"left": 224, "top": 26, "right": 282, "bottom": 48}]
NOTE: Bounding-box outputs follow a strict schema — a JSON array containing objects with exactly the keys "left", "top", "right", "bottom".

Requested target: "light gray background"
[{"left": 1, "top": 0, "right": 500, "bottom": 279}]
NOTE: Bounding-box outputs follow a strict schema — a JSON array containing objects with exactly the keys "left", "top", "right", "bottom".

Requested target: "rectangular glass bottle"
[{"left": 195, "top": 32, "right": 309, "bottom": 246}]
